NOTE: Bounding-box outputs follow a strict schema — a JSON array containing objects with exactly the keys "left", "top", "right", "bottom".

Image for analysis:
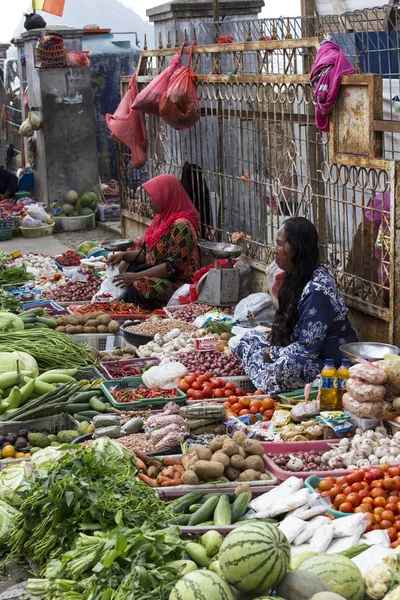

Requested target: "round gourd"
[
  {"left": 219, "top": 522, "right": 290, "bottom": 594},
  {"left": 169, "top": 570, "right": 235, "bottom": 600},
  {"left": 64, "top": 190, "right": 78, "bottom": 204},
  {"left": 62, "top": 203, "right": 75, "bottom": 216},
  {"left": 276, "top": 571, "right": 333, "bottom": 600},
  {"left": 299, "top": 555, "right": 364, "bottom": 600}
]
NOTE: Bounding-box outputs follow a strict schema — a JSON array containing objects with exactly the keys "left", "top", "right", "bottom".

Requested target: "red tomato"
[
  {"left": 179, "top": 381, "right": 190, "bottom": 393},
  {"left": 339, "top": 502, "right": 353, "bottom": 513},
  {"left": 202, "top": 385, "right": 213, "bottom": 398},
  {"left": 193, "top": 390, "right": 204, "bottom": 400},
  {"left": 235, "top": 388, "right": 245, "bottom": 397},
  {"left": 347, "top": 493, "right": 361, "bottom": 507}
]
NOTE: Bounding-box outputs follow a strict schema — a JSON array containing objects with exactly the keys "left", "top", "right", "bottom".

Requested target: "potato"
[
  {"left": 209, "top": 438, "right": 224, "bottom": 453},
  {"left": 182, "top": 470, "right": 199, "bottom": 485},
  {"left": 239, "top": 469, "right": 261, "bottom": 482},
  {"left": 230, "top": 454, "right": 245, "bottom": 469},
  {"left": 55, "top": 326, "right": 66, "bottom": 333},
  {"left": 238, "top": 446, "right": 246, "bottom": 459},
  {"left": 192, "top": 460, "right": 225, "bottom": 481},
  {"left": 232, "top": 431, "right": 247, "bottom": 446},
  {"left": 108, "top": 320, "right": 120, "bottom": 333},
  {"left": 234, "top": 483, "right": 252, "bottom": 499},
  {"left": 212, "top": 452, "right": 230, "bottom": 467},
  {"left": 242, "top": 438, "right": 264, "bottom": 457},
  {"left": 225, "top": 467, "right": 240, "bottom": 481},
  {"left": 243, "top": 455, "right": 265, "bottom": 472},
  {"left": 194, "top": 446, "right": 212, "bottom": 461},
  {"left": 222, "top": 440, "right": 240, "bottom": 457}
]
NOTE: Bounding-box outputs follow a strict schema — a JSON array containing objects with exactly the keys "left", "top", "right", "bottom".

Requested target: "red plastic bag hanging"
[
  {"left": 132, "top": 42, "right": 187, "bottom": 116},
  {"left": 159, "top": 41, "right": 200, "bottom": 130},
  {"left": 106, "top": 71, "right": 148, "bottom": 169}
]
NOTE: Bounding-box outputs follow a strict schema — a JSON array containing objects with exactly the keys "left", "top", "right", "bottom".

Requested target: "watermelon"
[
  {"left": 219, "top": 522, "right": 290, "bottom": 594},
  {"left": 169, "top": 570, "right": 235, "bottom": 600},
  {"left": 299, "top": 555, "right": 364, "bottom": 600}
]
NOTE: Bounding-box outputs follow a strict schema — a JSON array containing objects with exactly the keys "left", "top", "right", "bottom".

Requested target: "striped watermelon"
[
  {"left": 218, "top": 522, "right": 290, "bottom": 593},
  {"left": 299, "top": 554, "right": 364, "bottom": 600},
  {"left": 169, "top": 570, "right": 235, "bottom": 600}
]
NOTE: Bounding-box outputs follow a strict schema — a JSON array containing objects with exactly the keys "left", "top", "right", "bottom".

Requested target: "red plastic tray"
[
  {"left": 264, "top": 440, "right": 350, "bottom": 481},
  {"left": 100, "top": 357, "right": 160, "bottom": 380}
]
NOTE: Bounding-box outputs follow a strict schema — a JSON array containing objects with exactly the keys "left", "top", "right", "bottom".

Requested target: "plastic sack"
[
  {"left": 106, "top": 71, "right": 148, "bottom": 168},
  {"left": 67, "top": 51, "right": 91, "bottom": 67},
  {"left": 92, "top": 265, "right": 125, "bottom": 302},
  {"left": 265, "top": 260, "right": 285, "bottom": 307},
  {"left": 159, "top": 41, "right": 200, "bottom": 130},
  {"left": 234, "top": 292, "right": 275, "bottom": 327},
  {"left": 132, "top": 43, "right": 186, "bottom": 115}
]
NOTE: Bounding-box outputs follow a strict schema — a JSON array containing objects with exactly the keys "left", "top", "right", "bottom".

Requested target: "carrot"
[
  {"left": 138, "top": 473, "right": 157, "bottom": 487},
  {"left": 135, "top": 450, "right": 150, "bottom": 465},
  {"left": 163, "top": 457, "right": 182, "bottom": 467},
  {"left": 147, "top": 466, "right": 158, "bottom": 479},
  {"left": 135, "top": 458, "right": 147, "bottom": 472},
  {"left": 181, "top": 455, "right": 191, "bottom": 470}
]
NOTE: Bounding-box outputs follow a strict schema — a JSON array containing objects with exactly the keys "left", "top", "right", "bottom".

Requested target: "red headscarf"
[{"left": 143, "top": 174, "right": 200, "bottom": 250}]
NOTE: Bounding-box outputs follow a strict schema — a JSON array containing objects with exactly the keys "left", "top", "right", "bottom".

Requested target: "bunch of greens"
[
  {"left": 8, "top": 439, "right": 173, "bottom": 567},
  {"left": 0, "top": 264, "right": 33, "bottom": 286},
  {"left": 27, "top": 525, "right": 184, "bottom": 600},
  {"left": 0, "top": 288, "right": 22, "bottom": 314}
]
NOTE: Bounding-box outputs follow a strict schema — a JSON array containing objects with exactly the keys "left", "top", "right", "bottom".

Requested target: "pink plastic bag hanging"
[
  {"left": 106, "top": 71, "right": 148, "bottom": 168},
  {"left": 159, "top": 41, "right": 200, "bottom": 130},
  {"left": 132, "top": 42, "right": 187, "bottom": 116}
]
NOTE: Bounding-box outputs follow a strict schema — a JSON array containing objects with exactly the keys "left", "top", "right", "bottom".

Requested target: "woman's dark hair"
[{"left": 270, "top": 217, "right": 320, "bottom": 347}]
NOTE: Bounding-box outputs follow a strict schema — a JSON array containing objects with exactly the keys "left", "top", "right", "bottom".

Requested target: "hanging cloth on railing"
[{"left": 310, "top": 40, "right": 354, "bottom": 133}]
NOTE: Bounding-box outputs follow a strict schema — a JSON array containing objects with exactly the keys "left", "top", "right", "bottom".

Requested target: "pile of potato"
[
  {"left": 182, "top": 432, "right": 272, "bottom": 485},
  {"left": 55, "top": 312, "right": 120, "bottom": 335}
]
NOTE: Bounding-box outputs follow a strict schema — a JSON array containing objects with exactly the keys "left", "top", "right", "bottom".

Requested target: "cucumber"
[
  {"left": 188, "top": 496, "right": 219, "bottom": 526},
  {"left": 89, "top": 397, "right": 107, "bottom": 413},
  {"left": 169, "top": 492, "right": 203, "bottom": 514},
  {"left": 213, "top": 495, "right": 231, "bottom": 526},
  {"left": 231, "top": 491, "right": 251, "bottom": 523},
  {"left": 65, "top": 403, "right": 92, "bottom": 414}
]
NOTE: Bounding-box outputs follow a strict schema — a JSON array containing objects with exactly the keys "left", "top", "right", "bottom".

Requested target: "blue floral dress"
[{"left": 234, "top": 267, "right": 358, "bottom": 395}]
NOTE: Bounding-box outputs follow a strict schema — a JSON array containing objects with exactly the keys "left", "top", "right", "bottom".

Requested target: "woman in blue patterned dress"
[{"left": 233, "top": 218, "right": 358, "bottom": 395}]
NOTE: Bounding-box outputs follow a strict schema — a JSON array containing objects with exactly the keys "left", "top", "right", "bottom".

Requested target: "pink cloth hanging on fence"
[{"left": 310, "top": 40, "right": 354, "bottom": 132}]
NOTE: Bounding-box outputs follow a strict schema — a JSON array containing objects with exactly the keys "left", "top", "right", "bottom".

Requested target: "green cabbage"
[
  {"left": 0, "top": 313, "right": 24, "bottom": 332},
  {"left": 0, "top": 351, "right": 39, "bottom": 376}
]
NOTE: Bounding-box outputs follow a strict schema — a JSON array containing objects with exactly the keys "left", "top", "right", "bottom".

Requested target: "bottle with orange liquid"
[{"left": 319, "top": 359, "right": 338, "bottom": 411}]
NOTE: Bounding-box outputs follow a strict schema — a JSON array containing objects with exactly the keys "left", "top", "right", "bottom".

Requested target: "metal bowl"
[
  {"left": 102, "top": 239, "right": 135, "bottom": 251},
  {"left": 198, "top": 241, "right": 243, "bottom": 259},
  {"left": 120, "top": 320, "right": 154, "bottom": 347},
  {"left": 340, "top": 342, "right": 400, "bottom": 363}
]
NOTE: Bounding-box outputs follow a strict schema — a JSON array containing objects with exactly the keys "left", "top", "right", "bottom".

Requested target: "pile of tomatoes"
[
  {"left": 178, "top": 372, "right": 246, "bottom": 401},
  {"left": 224, "top": 396, "right": 275, "bottom": 422},
  {"left": 317, "top": 465, "right": 400, "bottom": 547}
]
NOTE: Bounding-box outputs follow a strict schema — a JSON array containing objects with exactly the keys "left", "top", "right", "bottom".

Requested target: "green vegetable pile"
[
  {"left": 0, "top": 329, "right": 95, "bottom": 371},
  {"left": 0, "top": 264, "right": 33, "bottom": 286},
  {"left": 0, "top": 289, "right": 21, "bottom": 314}
]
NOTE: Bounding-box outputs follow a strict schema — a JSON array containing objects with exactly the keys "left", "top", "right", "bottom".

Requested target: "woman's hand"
[
  {"left": 107, "top": 252, "right": 125, "bottom": 266},
  {"left": 113, "top": 272, "right": 138, "bottom": 287}
]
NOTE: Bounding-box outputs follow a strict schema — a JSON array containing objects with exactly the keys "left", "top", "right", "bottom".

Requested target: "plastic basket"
[
  {"left": 72, "top": 333, "right": 127, "bottom": 352},
  {"left": 305, "top": 475, "right": 349, "bottom": 518},
  {"left": 100, "top": 357, "right": 160, "bottom": 380},
  {"left": 75, "top": 366, "right": 104, "bottom": 381},
  {"left": 101, "top": 376, "right": 187, "bottom": 409},
  {"left": 0, "top": 228, "right": 14, "bottom": 241},
  {"left": 20, "top": 223, "right": 55, "bottom": 238}
]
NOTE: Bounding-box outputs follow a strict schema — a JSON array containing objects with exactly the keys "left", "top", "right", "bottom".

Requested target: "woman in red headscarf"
[{"left": 108, "top": 174, "right": 200, "bottom": 309}]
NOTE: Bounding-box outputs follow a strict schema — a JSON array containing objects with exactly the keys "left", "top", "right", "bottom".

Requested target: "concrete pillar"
[
  {"left": 147, "top": 0, "right": 265, "bottom": 46},
  {"left": 0, "top": 44, "right": 10, "bottom": 166},
  {"left": 14, "top": 27, "right": 99, "bottom": 208}
]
